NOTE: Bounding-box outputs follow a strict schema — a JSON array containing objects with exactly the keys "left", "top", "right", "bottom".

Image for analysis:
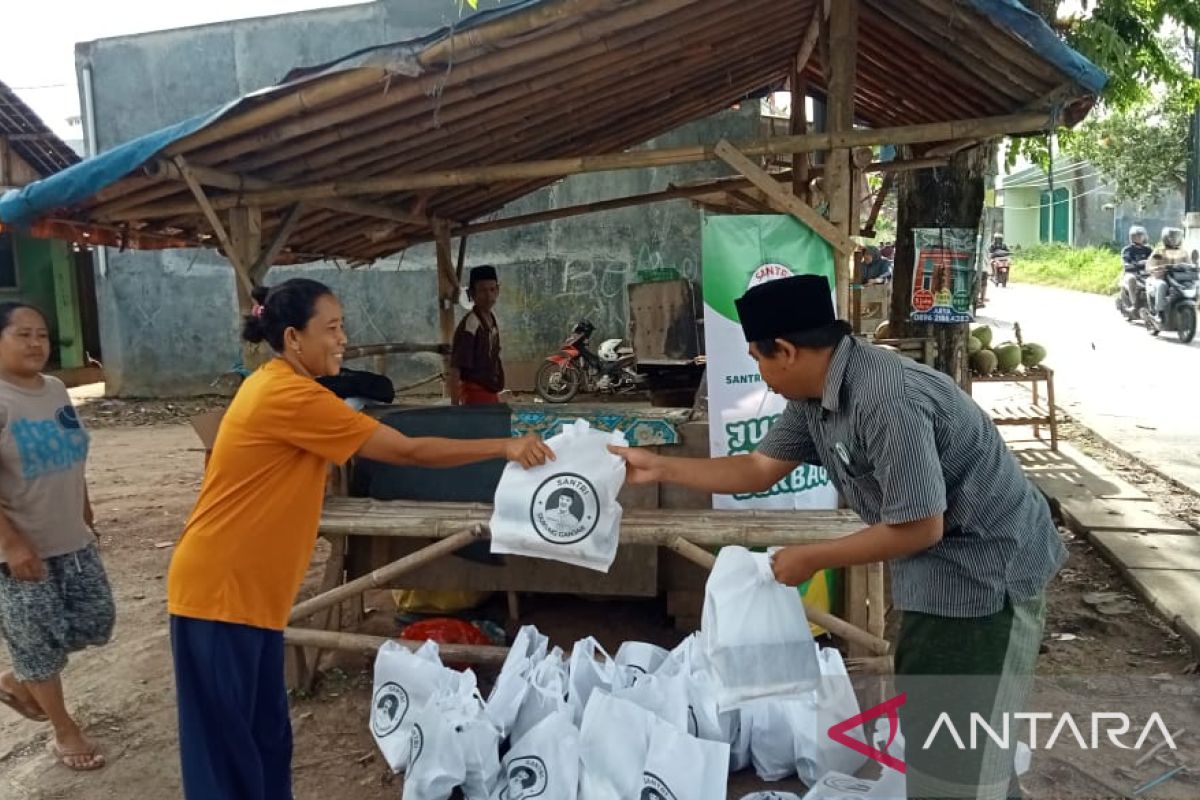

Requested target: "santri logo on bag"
[
  {"left": 641, "top": 772, "right": 679, "bottom": 800},
  {"left": 499, "top": 755, "right": 549, "bottom": 799},
  {"left": 529, "top": 472, "right": 599, "bottom": 545},
  {"left": 408, "top": 723, "right": 425, "bottom": 766},
  {"left": 370, "top": 681, "right": 410, "bottom": 738}
]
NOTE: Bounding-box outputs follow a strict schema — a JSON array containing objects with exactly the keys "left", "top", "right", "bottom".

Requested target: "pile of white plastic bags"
[{"left": 370, "top": 546, "right": 884, "bottom": 800}]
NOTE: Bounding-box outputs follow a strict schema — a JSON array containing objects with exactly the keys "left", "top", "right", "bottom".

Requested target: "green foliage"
[
  {"left": 1065, "top": 93, "right": 1191, "bottom": 204},
  {"left": 1009, "top": 243, "right": 1123, "bottom": 294},
  {"left": 1008, "top": 2, "right": 1199, "bottom": 172}
]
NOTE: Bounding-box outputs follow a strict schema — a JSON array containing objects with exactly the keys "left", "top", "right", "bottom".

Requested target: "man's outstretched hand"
[{"left": 608, "top": 444, "right": 664, "bottom": 485}]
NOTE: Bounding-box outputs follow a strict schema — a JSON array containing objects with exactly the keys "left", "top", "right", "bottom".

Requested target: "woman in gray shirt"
[{"left": 0, "top": 303, "right": 113, "bottom": 771}]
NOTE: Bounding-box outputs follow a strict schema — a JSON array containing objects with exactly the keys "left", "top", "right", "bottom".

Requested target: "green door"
[{"left": 1038, "top": 188, "right": 1070, "bottom": 243}]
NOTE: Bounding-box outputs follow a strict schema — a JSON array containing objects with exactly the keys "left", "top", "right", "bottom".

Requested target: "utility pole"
[{"left": 1187, "top": 30, "right": 1200, "bottom": 213}]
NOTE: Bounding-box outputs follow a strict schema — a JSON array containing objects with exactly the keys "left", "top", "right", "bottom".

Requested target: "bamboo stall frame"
[{"left": 283, "top": 497, "right": 890, "bottom": 675}]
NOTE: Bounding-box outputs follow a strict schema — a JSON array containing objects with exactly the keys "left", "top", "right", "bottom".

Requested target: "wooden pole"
[
  {"left": 434, "top": 221, "right": 458, "bottom": 401},
  {"left": 144, "top": 114, "right": 1049, "bottom": 214},
  {"left": 714, "top": 140, "right": 854, "bottom": 255},
  {"left": 446, "top": 158, "right": 945, "bottom": 240},
  {"left": 667, "top": 536, "right": 889, "bottom": 656},
  {"left": 825, "top": 0, "right": 858, "bottom": 319},
  {"left": 172, "top": 155, "right": 255, "bottom": 297},
  {"left": 251, "top": 203, "right": 303, "bottom": 282},
  {"left": 289, "top": 526, "right": 483, "bottom": 622},
  {"left": 228, "top": 206, "right": 265, "bottom": 371},
  {"left": 283, "top": 627, "right": 510, "bottom": 665}
]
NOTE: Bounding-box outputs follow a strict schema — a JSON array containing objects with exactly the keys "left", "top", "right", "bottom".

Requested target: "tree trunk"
[{"left": 889, "top": 145, "right": 991, "bottom": 388}]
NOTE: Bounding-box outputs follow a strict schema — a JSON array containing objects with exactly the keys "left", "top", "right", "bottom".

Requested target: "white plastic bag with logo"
[
  {"left": 651, "top": 634, "right": 731, "bottom": 751},
  {"left": 493, "top": 709, "right": 580, "bottom": 800},
  {"left": 371, "top": 639, "right": 469, "bottom": 772},
  {"left": 567, "top": 637, "right": 618, "bottom": 725},
  {"left": 403, "top": 681, "right": 501, "bottom": 800},
  {"left": 701, "top": 546, "right": 819, "bottom": 708},
  {"left": 486, "top": 626, "right": 549, "bottom": 738},
  {"left": 579, "top": 691, "right": 657, "bottom": 800},
  {"left": 641, "top": 719, "right": 730, "bottom": 800},
  {"left": 490, "top": 419, "right": 626, "bottom": 572},
  {"left": 615, "top": 641, "right": 669, "bottom": 686}
]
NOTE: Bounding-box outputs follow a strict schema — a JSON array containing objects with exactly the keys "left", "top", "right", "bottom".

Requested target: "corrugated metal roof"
[
  {"left": 0, "top": 80, "right": 81, "bottom": 178},
  {"left": 0, "top": 0, "right": 1105, "bottom": 263}
]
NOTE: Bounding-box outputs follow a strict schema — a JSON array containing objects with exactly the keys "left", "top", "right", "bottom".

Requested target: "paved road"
[{"left": 978, "top": 282, "right": 1200, "bottom": 492}]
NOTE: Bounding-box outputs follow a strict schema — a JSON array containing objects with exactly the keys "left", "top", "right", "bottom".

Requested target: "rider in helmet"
[
  {"left": 988, "top": 232, "right": 1009, "bottom": 256},
  {"left": 1145, "top": 228, "right": 1190, "bottom": 323},
  {"left": 1120, "top": 225, "right": 1152, "bottom": 308}
]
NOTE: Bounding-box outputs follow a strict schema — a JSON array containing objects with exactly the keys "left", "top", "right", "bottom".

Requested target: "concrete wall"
[
  {"left": 77, "top": 0, "right": 759, "bottom": 397},
  {"left": 1003, "top": 187, "right": 1041, "bottom": 248}
]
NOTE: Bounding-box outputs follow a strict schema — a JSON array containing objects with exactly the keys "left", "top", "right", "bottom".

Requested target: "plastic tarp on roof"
[
  {"left": 0, "top": 0, "right": 1106, "bottom": 233},
  {"left": 967, "top": 0, "right": 1106, "bottom": 95}
]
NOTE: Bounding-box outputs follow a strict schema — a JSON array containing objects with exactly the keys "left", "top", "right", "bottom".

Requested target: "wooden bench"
[
  {"left": 972, "top": 365, "right": 1058, "bottom": 451},
  {"left": 283, "top": 498, "right": 888, "bottom": 688}
]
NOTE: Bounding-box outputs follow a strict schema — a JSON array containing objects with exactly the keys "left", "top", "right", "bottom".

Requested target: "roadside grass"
[{"left": 1008, "top": 243, "right": 1122, "bottom": 295}]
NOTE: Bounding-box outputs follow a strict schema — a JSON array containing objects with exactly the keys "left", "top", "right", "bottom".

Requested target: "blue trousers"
[{"left": 171, "top": 616, "right": 293, "bottom": 800}]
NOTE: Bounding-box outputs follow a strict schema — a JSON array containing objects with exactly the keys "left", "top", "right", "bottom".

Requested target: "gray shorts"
[{"left": 0, "top": 543, "right": 115, "bottom": 682}]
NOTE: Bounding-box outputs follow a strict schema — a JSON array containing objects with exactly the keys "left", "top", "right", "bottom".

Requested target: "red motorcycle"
[
  {"left": 534, "top": 321, "right": 643, "bottom": 403},
  {"left": 990, "top": 249, "right": 1012, "bottom": 288}
]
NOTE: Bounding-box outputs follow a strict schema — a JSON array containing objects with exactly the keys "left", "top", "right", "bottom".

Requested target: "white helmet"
[{"left": 597, "top": 339, "right": 624, "bottom": 362}]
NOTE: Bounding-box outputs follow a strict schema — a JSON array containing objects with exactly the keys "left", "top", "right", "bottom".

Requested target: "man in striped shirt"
[{"left": 614, "top": 274, "right": 1064, "bottom": 799}]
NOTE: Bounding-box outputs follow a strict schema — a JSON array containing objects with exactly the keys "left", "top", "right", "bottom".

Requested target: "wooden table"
[
  {"left": 972, "top": 365, "right": 1058, "bottom": 450},
  {"left": 283, "top": 498, "right": 889, "bottom": 689}
]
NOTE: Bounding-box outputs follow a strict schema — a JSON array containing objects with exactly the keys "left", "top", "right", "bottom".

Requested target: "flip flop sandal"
[
  {"left": 0, "top": 688, "right": 47, "bottom": 722},
  {"left": 46, "top": 740, "right": 106, "bottom": 771}
]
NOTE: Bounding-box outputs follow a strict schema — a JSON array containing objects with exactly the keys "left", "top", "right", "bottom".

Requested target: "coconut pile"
[{"left": 967, "top": 324, "right": 1047, "bottom": 377}]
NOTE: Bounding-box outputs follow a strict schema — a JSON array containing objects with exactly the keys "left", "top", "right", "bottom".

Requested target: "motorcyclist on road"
[
  {"left": 1145, "top": 227, "right": 1189, "bottom": 324},
  {"left": 988, "top": 232, "right": 1010, "bottom": 257},
  {"left": 1120, "top": 225, "right": 1152, "bottom": 308}
]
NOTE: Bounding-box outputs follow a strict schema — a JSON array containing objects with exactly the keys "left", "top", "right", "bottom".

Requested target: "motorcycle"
[
  {"left": 1139, "top": 263, "right": 1199, "bottom": 344},
  {"left": 990, "top": 249, "right": 1012, "bottom": 288},
  {"left": 1114, "top": 261, "right": 1148, "bottom": 322},
  {"left": 535, "top": 321, "right": 645, "bottom": 403}
]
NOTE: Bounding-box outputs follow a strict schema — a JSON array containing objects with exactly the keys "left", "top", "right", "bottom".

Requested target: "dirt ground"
[{"left": 0, "top": 404, "right": 1196, "bottom": 799}]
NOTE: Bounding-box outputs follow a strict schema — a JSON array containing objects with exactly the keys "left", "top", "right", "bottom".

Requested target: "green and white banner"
[{"left": 701, "top": 214, "right": 839, "bottom": 511}]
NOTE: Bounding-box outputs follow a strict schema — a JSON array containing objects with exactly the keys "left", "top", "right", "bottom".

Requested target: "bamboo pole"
[
  {"left": 256, "top": 0, "right": 788, "bottom": 236},
  {"left": 156, "top": 0, "right": 699, "bottom": 174},
  {"left": 283, "top": 627, "right": 510, "bottom": 665},
  {"left": 107, "top": 160, "right": 428, "bottom": 228},
  {"left": 286, "top": 17, "right": 807, "bottom": 255},
  {"left": 289, "top": 526, "right": 483, "bottom": 622},
  {"left": 667, "top": 536, "right": 890, "bottom": 656},
  {"left": 160, "top": 113, "right": 1048, "bottom": 212},
  {"left": 273, "top": 0, "right": 759, "bottom": 187},
  {"left": 165, "top": 69, "right": 391, "bottom": 157},
  {"left": 157, "top": 0, "right": 806, "bottom": 253},
  {"left": 172, "top": 156, "right": 255, "bottom": 296},
  {"left": 418, "top": 0, "right": 623, "bottom": 66},
  {"left": 318, "top": 498, "right": 863, "bottom": 546},
  {"left": 252, "top": 203, "right": 304, "bottom": 280},
  {"left": 714, "top": 140, "right": 855, "bottom": 255}
]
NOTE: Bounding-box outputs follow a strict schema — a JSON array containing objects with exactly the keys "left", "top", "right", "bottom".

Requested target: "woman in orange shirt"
[{"left": 167, "top": 279, "right": 550, "bottom": 800}]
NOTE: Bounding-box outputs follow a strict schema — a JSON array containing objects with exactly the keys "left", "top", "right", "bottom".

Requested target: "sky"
[{"left": 2, "top": 0, "right": 367, "bottom": 142}]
